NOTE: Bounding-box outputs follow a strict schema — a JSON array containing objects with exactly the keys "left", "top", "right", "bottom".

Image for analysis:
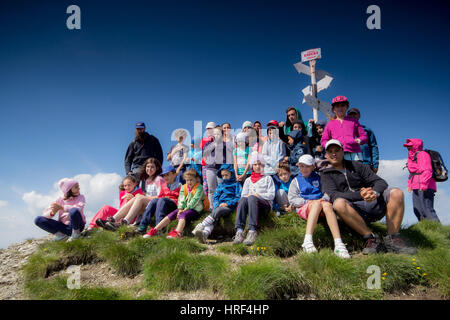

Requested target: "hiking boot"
[
  {"left": 362, "top": 234, "right": 386, "bottom": 255},
  {"left": 191, "top": 223, "right": 204, "bottom": 236},
  {"left": 243, "top": 230, "right": 258, "bottom": 246},
  {"left": 232, "top": 231, "right": 245, "bottom": 245},
  {"left": 384, "top": 233, "right": 417, "bottom": 255},
  {"left": 143, "top": 227, "right": 159, "bottom": 238},
  {"left": 167, "top": 229, "right": 181, "bottom": 239},
  {"left": 302, "top": 242, "right": 318, "bottom": 254},
  {"left": 334, "top": 244, "right": 351, "bottom": 259}
]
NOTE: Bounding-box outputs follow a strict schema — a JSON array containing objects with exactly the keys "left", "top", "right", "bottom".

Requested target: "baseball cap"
[
  {"left": 136, "top": 122, "right": 146, "bottom": 129},
  {"left": 325, "top": 139, "right": 343, "bottom": 150},
  {"left": 160, "top": 165, "right": 176, "bottom": 176},
  {"left": 331, "top": 96, "right": 349, "bottom": 106},
  {"left": 297, "top": 154, "right": 315, "bottom": 166},
  {"left": 242, "top": 121, "right": 252, "bottom": 129},
  {"left": 266, "top": 120, "right": 279, "bottom": 127},
  {"left": 206, "top": 122, "right": 216, "bottom": 129}
]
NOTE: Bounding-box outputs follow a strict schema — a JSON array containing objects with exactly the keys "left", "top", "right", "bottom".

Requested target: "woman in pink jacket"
[
  {"left": 321, "top": 96, "right": 368, "bottom": 161},
  {"left": 34, "top": 178, "right": 86, "bottom": 241},
  {"left": 404, "top": 138, "right": 440, "bottom": 222}
]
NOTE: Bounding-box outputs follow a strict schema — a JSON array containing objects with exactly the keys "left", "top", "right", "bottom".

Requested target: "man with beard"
[{"left": 125, "top": 122, "right": 164, "bottom": 177}]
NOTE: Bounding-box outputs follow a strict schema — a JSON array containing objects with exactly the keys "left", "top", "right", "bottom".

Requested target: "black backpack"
[{"left": 414, "top": 150, "right": 448, "bottom": 182}]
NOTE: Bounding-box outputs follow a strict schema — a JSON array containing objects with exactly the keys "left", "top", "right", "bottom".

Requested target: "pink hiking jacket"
[
  {"left": 405, "top": 138, "right": 436, "bottom": 191},
  {"left": 321, "top": 116, "right": 368, "bottom": 153},
  {"left": 42, "top": 195, "right": 86, "bottom": 225}
]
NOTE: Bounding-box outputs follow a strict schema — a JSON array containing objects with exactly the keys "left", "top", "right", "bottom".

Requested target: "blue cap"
[
  {"left": 160, "top": 165, "right": 176, "bottom": 176},
  {"left": 136, "top": 122, "right": 146, "bottom": 129}
]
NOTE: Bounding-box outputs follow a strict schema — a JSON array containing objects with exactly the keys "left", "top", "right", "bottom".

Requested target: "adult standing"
[
  {"left": 404, "top": 138, "right": 441, "bottom": 223},
  {"left": 125, "top": 122, "right": 163, "bottom": 177},
  {"left": 347, "top": 108, "right": 379, "bottom": 173},
  {"left": 320, "top": 139, "right": 417, "bottom": 255}
]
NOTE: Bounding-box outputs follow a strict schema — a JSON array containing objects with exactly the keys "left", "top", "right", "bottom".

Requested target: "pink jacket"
[
  {"left": 119, "top": 187, "right": 143, "bottom": 208},
  {"left": 405, "top": 138, "right": 436, "bottom": 191},
  {"left": 42, "top": 194, "right": 86, "bottom": 225},
  {"left": 321, "top": 117, "right": 368, "bottom": 153}
]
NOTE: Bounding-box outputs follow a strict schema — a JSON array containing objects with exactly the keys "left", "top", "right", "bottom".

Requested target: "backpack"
[
  {"left": 414, "top": 150, "right": 448, "bottom": 182},
  {"left": 183, "top": 184, "right": 210, "bottom": 212}
]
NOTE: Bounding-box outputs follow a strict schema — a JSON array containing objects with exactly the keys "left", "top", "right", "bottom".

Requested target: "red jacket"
[
  {"left": 158, "top": 182, "right": 182, "bottom": 205},
  {"left": 119, "top": 187, "right": 143, "bottom": 208}
]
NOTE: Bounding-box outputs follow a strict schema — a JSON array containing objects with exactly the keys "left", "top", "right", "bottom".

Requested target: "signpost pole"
[{"left": 309, "top": 59, "right": 319, "bottom": 122}]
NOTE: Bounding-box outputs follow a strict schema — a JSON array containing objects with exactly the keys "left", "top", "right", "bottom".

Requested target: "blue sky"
[{"left": 0, "top": 0, "right": 449, "bottom": 248}]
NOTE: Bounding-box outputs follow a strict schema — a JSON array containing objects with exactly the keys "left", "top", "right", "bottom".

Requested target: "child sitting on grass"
[
  {"left": 192, "top": 164, "right": 242, "bottom": 243},
  {"left": 143, "top": 168, "right": 205, "bottom": 239},
  {"left": 137, "top": 165, "right": 182, "bottom": 235},
  {"left": 91, "top": 175, "right": 142, "bottom": 231},
  {"left": 272, "top": 163, "right": 294, "bottom": 216},
  {"left": 288, "top": 154, "right": 350, "bottom": 258},
  {"left": 34, "top": 178, "right": 86, "bottom": 242},
  {"left": 233, "top": 152, "right": 275, "bottom": 246}
]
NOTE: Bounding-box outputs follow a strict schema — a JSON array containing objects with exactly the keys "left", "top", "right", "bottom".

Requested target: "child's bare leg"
[
  {"left": 113, "top": 197, "right": 136, "bottom": 220},
  {"left": 154, "top": 216, "right": 171, "bottom": 231},
  {"left": 124, "top": 195, "right": 149, "bottom": 222},
  {"left": 176, "top": 219, "right": 186, "bottom": 234},
  {"left": 322, "top": 201, "right": 342, "bottom": 239},
  {"left": 305, "top": 200, "right": 323, "bottom": 235}
]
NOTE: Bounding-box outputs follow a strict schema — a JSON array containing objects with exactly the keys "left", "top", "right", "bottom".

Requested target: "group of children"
[{"left": 36, "top": 94, "right": 432, "bottom": 259}]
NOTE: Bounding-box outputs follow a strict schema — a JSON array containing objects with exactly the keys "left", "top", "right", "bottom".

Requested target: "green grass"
[
  {"left": 143, "top": 251, "right": 228, "bottom": 292},
  {"left": 21, "top": 218, "right": 449, "bottom": 300},
  {"left": 226, "top": 257, "right": 309, "bottom": 299}
]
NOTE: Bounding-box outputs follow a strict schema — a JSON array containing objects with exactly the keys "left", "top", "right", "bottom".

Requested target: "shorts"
[
  {"left": 296, "top": 200, "right": 326, "bottom": 220},
  {"left": 340, "top": 188, "right": 392, "bottom": 223}
]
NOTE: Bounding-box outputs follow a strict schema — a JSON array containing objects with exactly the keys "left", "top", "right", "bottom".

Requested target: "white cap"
[
  {"left": 297, "top": 154, "right": 315, "bottom": 166},
  {"left": 249, "top": 151, "right": 266, "bottom": 166},
  {"left": 242, "top": 121, "right": 252, "bottom": 129},
  {"left": 206, "top": 122, "right": 216, "bottom": 129},
  {"left": 325, "top": 139, "right": 343, "bottom": 150}
]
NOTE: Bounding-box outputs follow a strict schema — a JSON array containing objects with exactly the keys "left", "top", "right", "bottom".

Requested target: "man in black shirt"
[
  {"left": 320, "top": 139, "right": 416, "bottom": 255},
  {"left": 124, "top": 122, "right": 163, "bottom": 177}
]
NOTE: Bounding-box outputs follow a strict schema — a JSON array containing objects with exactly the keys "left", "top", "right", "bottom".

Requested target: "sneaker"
[
  {"left": 384, "top": 233, "right": 417, "bottom": 255},
  {"left": 106, "top": 216, "right": 115, "bottom": 223},
  {"left": 67, "top": 229, "right": 81, "bottom": 242},
  {"left": 167, "top": 229, "right": 181, "bottom": 239},
  {"left": 80, "top": 229, "right": 92, "bottom": 238},
  {"left": 243, "top": 230, "right": 258, "bottom": 246},
  {"left": 191, "top": 223, "right": 204, "bottom": 236},
  {"left": 362, "top": 234, "right": 386, "bottom": 255},
  {"left": 194, "top": 229, "right": 208, "bottom": 244},
  {"left": 53, "top": 232, "right": 69, "bottom": 241},
  {"left": 334, "top": 244, "right": 351, "bottom": 259},
  {"left": 104, "top": 221, "right": 119, "bottom": 231},
  {"left": 302, "top": 242, "right": 317, "bottom": 253},
  {"left": 135, "top": 226, "right": 147, "bottom": 235},
  {"left": 143, "top": 227, "right": 159, "bottom": 238},
  {"left": 232, "top": 231, "right": 245, "bottom": 245},
  {"left": 95, "top": 219, "right": 107, "bottom": 228}
]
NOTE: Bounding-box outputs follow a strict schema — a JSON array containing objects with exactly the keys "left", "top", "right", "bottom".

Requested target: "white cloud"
[{"left": 0, "top": 200, "right": 8, "bottom": 207}]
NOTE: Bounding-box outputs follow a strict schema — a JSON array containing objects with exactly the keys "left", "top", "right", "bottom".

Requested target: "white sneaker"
[
  {"left": 334, "top": 244, "right": 351, "bottom": 259},
  {"left": 53, "top": 232, "right": 69, "bottom": 241},
  {"left": 302, "top": 242, "right": 317, "bottom": 253},
  {"left": 191, "top": 223, "right": 204, "bottom": 236}
]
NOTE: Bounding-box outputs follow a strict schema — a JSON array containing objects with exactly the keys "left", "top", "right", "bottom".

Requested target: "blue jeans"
[
  {"left": 412, "top": 189, "right": 440, "bottom": 222},
  {"left": 34, "top": 208, "right": 85, "bottom": 235},
  {"left": 139, "top": 198, "right": 177, "bottom": 229}
]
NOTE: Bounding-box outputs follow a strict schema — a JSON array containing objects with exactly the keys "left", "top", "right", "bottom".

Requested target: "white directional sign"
[
  {"left": 293, "top": 62, "right": 331, "bottom": 82},
  {"left": 302, "top": 75, "right": 333, "bottom": 103},
  {"left": 304, "top": 95, "right": 332, "bottom": 118},
  {"left": 301, "top": 48, "right": 321, "bottom": 62}
]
